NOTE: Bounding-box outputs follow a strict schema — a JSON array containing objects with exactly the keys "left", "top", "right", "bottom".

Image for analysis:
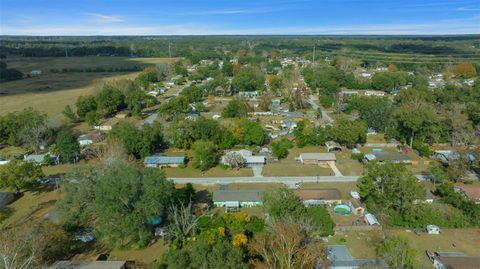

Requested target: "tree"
[
  {"left": 223, "top": 151, "right": 245, "bottom": 169},
  {"left": 241, "top": 120, "right": 265, "bottom": 145},
  {"left": 347, "top": 96, "right": 394, "bottom": 132},
  {"left": 327, "top": 117, "right": 367, "bottom": 147},
  {"left": 96, "top": 85, "right": 125, "bottom": 116},
  {"left": 377, "top": 236, "right": 416, "bottom": 269},
  {"left": 62, "top": 105, "right": 78, "bottom": 122},
  {"left": 250, "top": 219, "right": 325, "bottom": 269},
  {"left": 231, "top": 66, "right": 265, "bottom": 93},
  {"left": 181, "top": 85, "right": 204, "bottom": 103},
  {"left": 84, "top": 111, "right": 100, "bottom": 126},
  {"left": 262, "top": 188, "right": 306, "bottom": 220},
  {"left": 453, "top": 63, "right": 477, "bottom": 78},
  {"left": 57, "top": 161, "right": 176, "bottom": 248},
  {"left": 110, "top": 121, "right": 165, "bottom": 158},
  {"left": 358, "top": 162, "right": 424, "bottom": 215},
  {"left": 395, "top": 100, "right": 439, "bottom": 147},
  {"left": 0, "top": 160, "right": 44, "bottom": 193},
  {"left": 0, "top": 229, "right": 36, "bottom": 269},
  {"left": 192, "top": 140, "right": 217, "bottom": 171},
  {"left": 222, "top": 98, "right": 253, "bottom": 118},
  {"left": 258, "top": 92, "right": 273, "bottom": 111},
  {"left": 75, "top": 95, "right": 97, "bottom": 118},
  {"left": 56, "top": 131, "right": 80, "bottom": 164},
  {"left": 271, "top": 138, "right": 293, "bottom": 159},
  {"left": 31, "top": 221, "right": 71, "bottom": 265}
]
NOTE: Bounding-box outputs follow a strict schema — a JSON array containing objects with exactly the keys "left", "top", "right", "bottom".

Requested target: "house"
[
  {"left": 364, "top": 213, "right": 380, "bottom": 225},
  {"left": 221, "top": 149, "right": 266, "bottom": 166},
  {"left": 364, "top": 90, "right": 386, "bottom": 97},
  {"left": 433, "top": 150, "right": 459, "bottom": 165},
  {"left": 238, "top": 91, "right": 258, "bottom": 98},
  {"left": 147, "top": 90, "right": 159, "bottom": 97},
  {"left": 282, "top": 112, "right": 304, "bottom": 121},
  {"left": 144, "top": 155, "right": 185, "bottom": 168},
  {"left": 457, "top": 185, "right": 480, "bottom": 204},
  {"left": 30, "top": 70, "right": 42, "bottom": 76},
  {"left": 432, "top": 254, "right": 480, "bottom": 269},
  {"left": 48, "top": 260, "right": 127, "bottom": 269},
  {"left": 293, "top": 188, "right": 342, "bottom": 206},
  {"left": 281, "top": 118, "right": 297, "bottom": 130},
  {"left": 318, "top": 245, "right": 388, "bottom": 269},
  {"left": 0, "top": 192, "right": 14, "bottom": 209},
  {"left": 427, "top": 224, "right": 440, "bottom": 234},
  {"left": 213, "top": 190, "right": 263, "bottom": 211},
  {"left": 78, "top": 135, "right": 93, "bottom": 146},
  {"left": 24, "top": 153, "right": 58, "bottom": 164},
  {"left": 326, "top": 141, "right": 342, "bottom": 152},
  {"left": 298, "top": 153, "right": 336, "bottom": 165},
  {"left": 371, "top": 152, "right": 412, "bottom": 164}
]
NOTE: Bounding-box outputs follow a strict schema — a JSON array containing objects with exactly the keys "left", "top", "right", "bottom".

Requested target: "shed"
[
  {"left": 427, "top": 224, "right": 440, "bottom": 234},
  {"left": 144, "top": 155, "right": 185, "bottom": 168},
  {"left": 0, "top": 192, "right": 14, "bottom": 209},
  {"left": 298, "top": 153, "right": 336, "bottom": 165},
  {"left": 364, "top": 213, "right": 380, "bottom": 225},
  {"left": 293, "top": 188, "right": 342, "bottom": 206}
]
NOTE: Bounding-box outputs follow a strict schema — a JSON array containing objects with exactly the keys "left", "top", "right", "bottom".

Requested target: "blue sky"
[{"left": 0, "top": 0, "right": 479, "bottom": 35}]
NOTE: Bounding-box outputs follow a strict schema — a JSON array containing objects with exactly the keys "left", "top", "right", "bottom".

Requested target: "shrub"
[
  {"left": 306, "top": 206, "right": 335, "bottom": 236},
  {"left": 412, "top": 140, "right": 431, "bottom": 157},
  {"left": 319, "top": 95, "right": 335, "bottom": 108},
  {"left": 351, "top": 152, "right": 365, "bottom": 161}
]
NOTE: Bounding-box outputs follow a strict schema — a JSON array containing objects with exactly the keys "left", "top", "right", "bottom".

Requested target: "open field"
[
  {"left": 0, "top": 57, "right": 174, "bottom": 117},
  {"left": 262, "top": 163, "right": 332, "bottom": 176},
  {"left": 329, "top": 230, "right": 384, "bottom": 259},
  {"left": 386, "top": 228, "right": 480, "bottom": 268}
]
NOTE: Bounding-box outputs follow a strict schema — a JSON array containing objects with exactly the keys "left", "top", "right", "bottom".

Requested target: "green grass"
[
  {"left": 328, "top": 230, "right": 384, "bottom": 259},
  {"left": 164, "top": 165, "right": 253, "bottom": 178},
  {"left": 262, "top": 163, "right": 332, "bottom": 177}
]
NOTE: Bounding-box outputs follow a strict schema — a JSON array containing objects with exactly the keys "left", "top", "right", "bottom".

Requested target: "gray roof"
[
  {"left": 300, "top": 153, "right": 336, "bottom": 161},
  {"left": 329, "top": 259, "right": 388, "bottom": 268},
  {"left": 0, "top": 192, "right": 14, "bottom": 208},
  {"left": 48, "top": 261, "right": 126, "bottom": 269},
  {"left": 213, "top": 190, "right": 263, "bottom": 203},
  {"left": 144, "top": 155, "right": 185, "bottom": 165}
]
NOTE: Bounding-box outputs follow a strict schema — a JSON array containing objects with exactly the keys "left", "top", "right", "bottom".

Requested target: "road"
[
  {"left": 308, "top": 95, "right": 334, "bottom": 124},
  {"left": 169, "top": 175, "right": 359, "bottom": 185}
]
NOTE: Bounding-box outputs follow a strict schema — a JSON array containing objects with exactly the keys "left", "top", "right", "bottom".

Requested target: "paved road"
[
  {"left": 308, "top": 95, "right": 334, "bottom": 124},
  {"left": 169, "top": 175, "right": 359, "bottom": 185}
]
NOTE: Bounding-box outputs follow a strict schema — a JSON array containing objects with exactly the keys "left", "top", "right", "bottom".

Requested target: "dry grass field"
[{"left": 0, "top": 57, "right": 175, "bottom": 118}]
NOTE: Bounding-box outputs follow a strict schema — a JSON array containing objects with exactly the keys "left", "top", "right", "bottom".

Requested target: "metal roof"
[
  {"left": 213, "top": 190, "right": 263, "bottom": 202},
  {"left": 144, "top": 156, "right": 185, "bottom": 164},
  {"left": 48, "top": 261, "right": 126, "bottom": 269},
  {"left": 300, "top": 153, "right": 336, "bottom": 161}
]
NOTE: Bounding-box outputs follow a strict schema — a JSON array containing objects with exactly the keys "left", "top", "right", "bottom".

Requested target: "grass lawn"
[
  {"left": 228, "top": 183, "right": 285, "bottom": 190},
  {"left": 366, "top": 133, "right": 387, "bottom": 144},
  {"left": 335, "top": 150, "right": 364, "bottom": 176},
  {"left": 385, "top": 228, "right": 480, "bottom": 268},
  {"left": 0, "top": 187, "right": 61, "bottom": 229},
  {"left": 262, "top": 163, "right": 332, "bottom": 177},
  {"left": 329, "top": 230, "right": 384, "bottom": 259},
  {"left": 300, "top": 182, "right": 358, "bottom": 200},
  {"left": 0, "top": 57, "right": 174, "bottom": 118},
  {"left": 0, "top": 146, "right": 26, "bottom": 158},
  {"left": 109, "top": 240, "right": 167, "bottom": 265},
  {"left": 164, "top": 165, "right": 253, "bottom": 178}
]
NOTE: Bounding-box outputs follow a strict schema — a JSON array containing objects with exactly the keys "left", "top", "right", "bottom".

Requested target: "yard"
[
  {"left": 385, "top": 228, "right": 480, "bottom": 268},
  {"left": 299, "top": 182, "right": 358, "bottom": 200},
  {"left": 109, "top": 240, "right": 168, "bottom": 265},
  {"left": 328, "top": 230, "right": 384, "bottom": 259},
  {"left": 262, "top": 145, "right": 334, "bottom": 177},
  {"left": 164, "top": 165, "right": 253, "bottom": 178}
]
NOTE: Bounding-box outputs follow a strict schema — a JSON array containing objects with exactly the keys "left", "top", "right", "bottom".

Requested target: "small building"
[
  {"left": 78, "top": 135, "right": 93, "bottom": 146},
  {"left": 48, "top": 260, "right": 127, "bottom": 269},
  {"left": 281, "top": 118, "right": 297, "bottom": 130},
  {"left": 293, "top": 188, "right": 342, "bottom": 206},
  {"left": 427, "top": 224, "right": 440, "bottom": 234},
  {"left": 326, "top": 141, "right": 342, "bottom": 152},
  {"left": 364, "top": 213, "right": 380, "bottom": 225},
  {"left": 30, "top": 70, "right": 42, "bottom": 76},
  {"left": 0, "top": 192, "right": 14, "bottom": 209},
  {"left": 24, "top": 153, "right": 58, "bottom": 164},
  {"left": 144, "top": 155, "right": 185, "bottom": 168},
  {"left": 433, "top": 255, "right": 480, "bottom": 269},
  {"left": 372, "top": 152, "right": 412, "bottom": 164},
  {"left": 221, "top": 149, "right": 266, "bottom": 167},
  {"left": 364, "top": 90, "right": 386, "bottom": 97},
  {"left": 298, "top": 153, "right": 336, "bottom": 165},
  {"left": 238, "top": 91, "right": 258, "bottom": 98},
  {"left": 457, "top": 185, "right": 480, "bottom": 204},
  {"left": 213, "top": 190, "right": 263, "bottom": 211}
]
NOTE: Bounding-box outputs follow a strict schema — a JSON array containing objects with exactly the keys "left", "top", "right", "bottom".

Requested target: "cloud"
[
  {"left": 458, "top": 7, "right": 480, "bottom": 11},
  {"left": 84, "top": 13, "right": 124, "bottom": 23},
  {"left": 178, "top": 7, "right": 287, "bottom": 16}
]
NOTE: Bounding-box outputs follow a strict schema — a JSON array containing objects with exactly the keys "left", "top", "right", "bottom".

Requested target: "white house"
[{"left": 221, "top": 149, "right": 266, "bottom": 166}]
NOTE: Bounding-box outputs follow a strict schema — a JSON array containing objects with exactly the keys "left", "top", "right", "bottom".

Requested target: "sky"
[{"left": 0, "top": 0, "right": 479, "bottom": 35}]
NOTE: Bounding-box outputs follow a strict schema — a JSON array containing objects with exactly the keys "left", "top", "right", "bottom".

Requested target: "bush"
[
  {"left": 412, "top": 140, "right": 432, "bottom": 157},
  {"left": 319, "top": 95, "right": 335, "bottom": 108},
  {"left": 351, "top": 152, "right": 365, "bottom": 161}
]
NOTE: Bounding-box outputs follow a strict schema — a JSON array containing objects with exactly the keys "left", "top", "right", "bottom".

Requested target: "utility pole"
[
  {"left": 168, "top": 42, "right": 171, "bottom": 58},
  {"left": 65, "top": 47, "right": 68, "bottom": 57},
  {"left": 312, "top": 44, "right": 316, "bottom": 66}
]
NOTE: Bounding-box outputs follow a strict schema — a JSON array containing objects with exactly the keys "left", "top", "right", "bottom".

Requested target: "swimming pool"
[{"left": 333, "top": 204, "right": 352, "bottom": 216}]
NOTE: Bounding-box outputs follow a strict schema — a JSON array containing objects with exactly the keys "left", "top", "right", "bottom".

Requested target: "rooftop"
[
  {"left": 48, "top": 261, "right": 126, "bottom": 269},
  {"left": 300, "top": 153, "right": 336, "bottom": 161},
  {"left": 144, "top": 155, "right": 185, "bottom": 165},
  {"left": 436, "top": 256, "right": 480, "bottom": 269},
  {"left": 213, "top": 190, "right": 263, "bottom": 203}
]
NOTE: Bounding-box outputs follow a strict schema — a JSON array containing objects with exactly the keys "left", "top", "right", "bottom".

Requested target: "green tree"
[
  {"left": 240, "top": 120, "right": 265, "bottom": 145},
  {"left": 75, "top": 95, "right": 97, "bottom": 118},
  {"left": 395, "top": 100, "right": 439, "bottom": 147},
  {"left": 347, "top": 96, "right": 394, "bottom": 132},
  {"left": 110, "top": 122, "right": 165, "bottom": 158},
  {"left": 326, "top": 117, "right": 367, "bottom": 147},
  {"left": 262, "top": 188, "right": 305, "bottom": 219},
  {"left": 271, "top": 138, "right": 293, "bottom": 159},
  {"left": 377, "top": 236, "right": 417, "bottom": 269},
  {"left": 181, "top": 85, "right": 204, "bottom": 103},
  {"left": 84, "top": 111, "right": 101, "bottom": 126},
  {"left": 96, "top": 85, "right": 125, "bottom": 116},
  {"left": 0, "top": 160, "right": 44, "bottom": 193},
  {"left": 62, "top": 105, "right": 78, "bottom": 122},
  {"left": 56, "top": 131, "right": 80, "bottom": 164},
  {"left": 231, "top": 66, "right": 265, "bottom": 93},
  {"left": 192, "top": 140, "right": 217, "bottom": 171},
  {"left": 222, "top": 98, "right": 252, "bottom": 118},
  {"left": 57, "top": 161, "right": 176, "bottom": 248}
]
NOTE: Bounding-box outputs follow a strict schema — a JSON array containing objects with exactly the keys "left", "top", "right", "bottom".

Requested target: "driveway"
[
  {"left": 251, "top": 165, "right": 264, "bottom": 177},
  {"left": 308, "top": 95, "right": 334, "bottom": 124},
  {"left": 328, "top": 162, "right": 343, "bottom": 177}
]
